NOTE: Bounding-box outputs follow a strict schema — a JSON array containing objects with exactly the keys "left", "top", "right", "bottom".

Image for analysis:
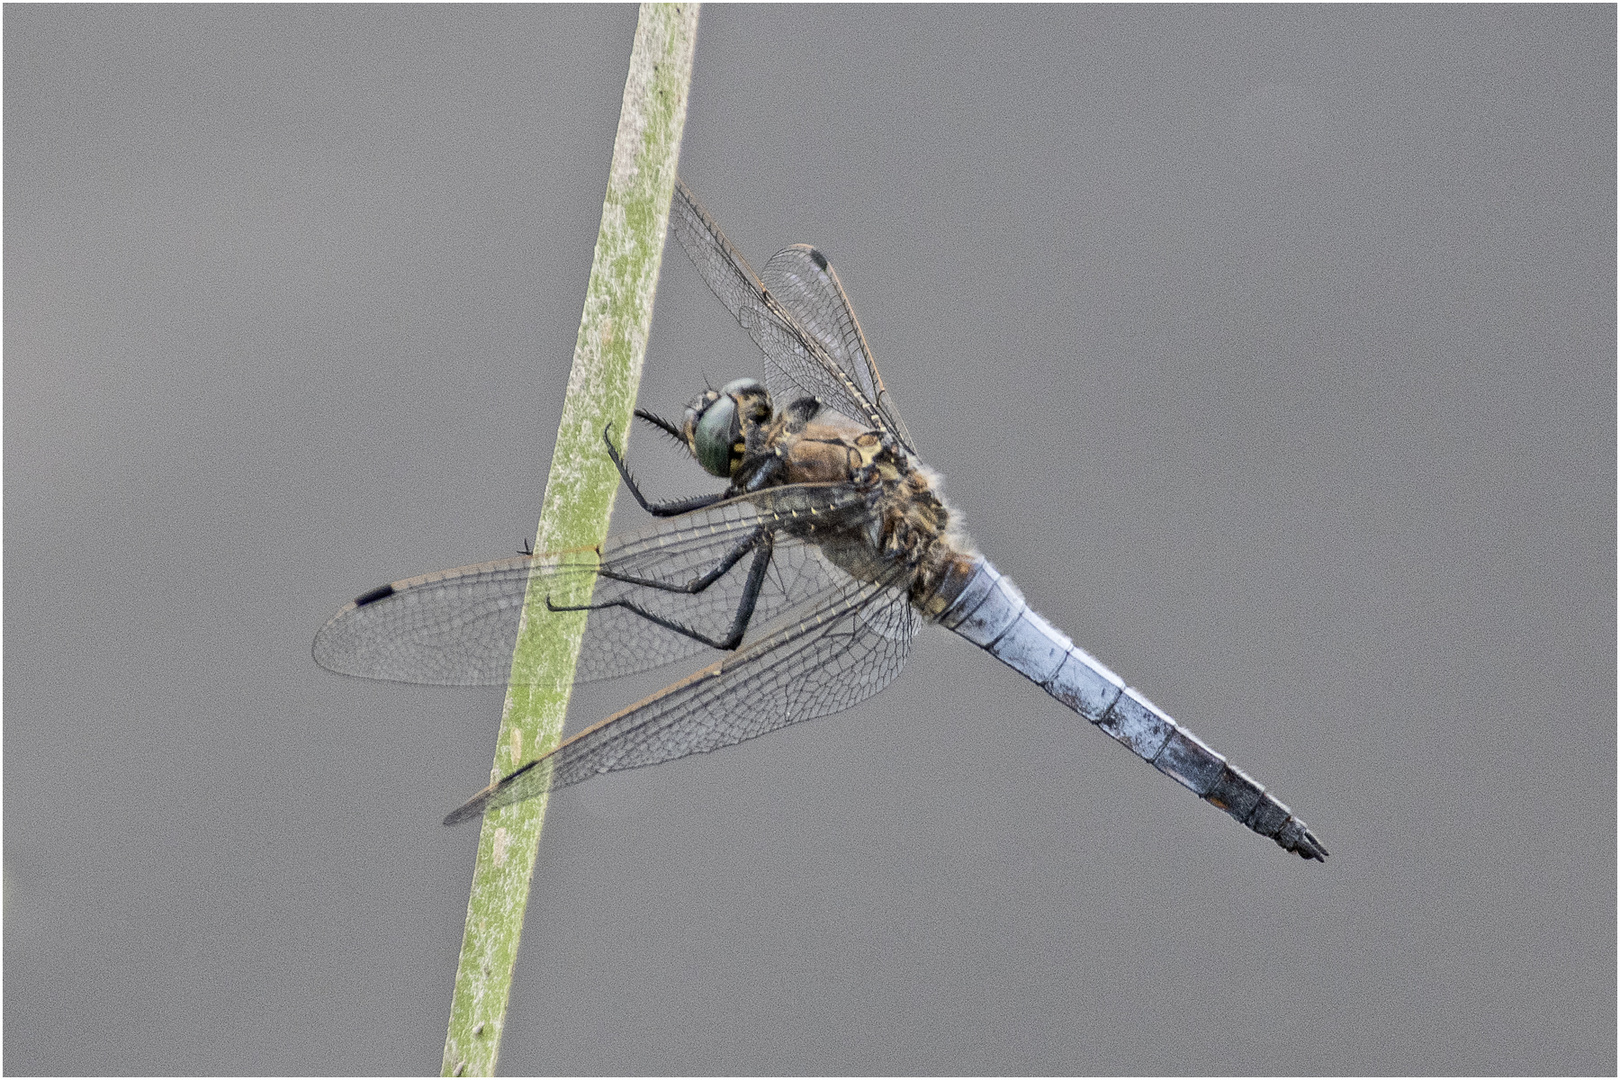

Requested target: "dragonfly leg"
[
  {"left": 739, "top": 449, "right": 787, "bottom": 493},
  {"left": 547, "top": 529, "right": 775, "bottom": 652},
  {"left": 633, "top": 408, "right": 686, "bottom": 442},
  {"left": 585, "top": 525, "right": 766, "bottom": 595},
  {"left": 603, "top": 423, "right": 725, "bottom": 518}
]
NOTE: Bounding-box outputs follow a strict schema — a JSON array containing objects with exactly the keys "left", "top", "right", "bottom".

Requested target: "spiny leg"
[
  {"left": 739, "top": 448, "right": 788, "bottom": 494},
  {"left": 604, "top": 422, "right": 724, "bottom": 518},
  {"left": 585, "top": 525, "right": 768, "bottom": 595},
  {"left": 547, "top": 530, "right": 775, "bottom": 652},
  {"left": 634, "top": 408, "right": 685, "bottom": 442}
]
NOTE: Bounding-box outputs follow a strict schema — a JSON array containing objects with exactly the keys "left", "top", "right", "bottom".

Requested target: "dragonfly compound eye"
[
  {"left": 693, "top": 392, "right": 740, "bottom": 477},
  {"left": 693, "top": 378, "right": 771, "bottom": 478}
]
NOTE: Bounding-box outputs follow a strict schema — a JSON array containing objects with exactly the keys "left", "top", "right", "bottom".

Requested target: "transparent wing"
[
  {"left": 670, "top": 179, "right": 914, "bottom": 451},
  {"left": 445, "top": 563, "right": 923, "bottom": 823},
  {"left": 760, "top": 244, "right": 911, "bottom": 448},
  {"left": 313, "top": 484, "right": 869, "bottom": 687}
]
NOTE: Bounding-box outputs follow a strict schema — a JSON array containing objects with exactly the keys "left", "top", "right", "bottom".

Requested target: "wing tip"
[
  {"left": 353, "top": 583, "right": 395, "bottom": 607},
  {"left": 443, "top": 788, "right": 494, "bottom": 826},
  {"left": 443, "top": 758, "right": 551, "bottom": 826}
]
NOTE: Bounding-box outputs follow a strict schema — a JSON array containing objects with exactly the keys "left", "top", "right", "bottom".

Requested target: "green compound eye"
[
  {"left": 693, "top": 379, "right": 767, "bottom": 478},
  {"left": 693, "top": 393, "right": 738, "bottom": 477}
]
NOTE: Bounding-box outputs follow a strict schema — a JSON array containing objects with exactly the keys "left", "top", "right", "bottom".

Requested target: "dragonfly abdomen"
[{"left": 938, "top": 559, "right": 1328, "bottom": 861}]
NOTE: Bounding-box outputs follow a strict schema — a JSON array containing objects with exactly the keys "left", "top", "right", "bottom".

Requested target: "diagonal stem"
[{"left": 440, "top": 6, "right": 699, "bottom": 1075}]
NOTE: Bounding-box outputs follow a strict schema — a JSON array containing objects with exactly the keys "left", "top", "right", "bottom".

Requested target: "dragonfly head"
[{"left": 685, "top": 377, "right": 772, "bottom": 478}]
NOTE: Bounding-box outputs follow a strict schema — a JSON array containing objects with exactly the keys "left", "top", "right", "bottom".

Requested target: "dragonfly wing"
[
  {"left": 444, "top": 564, "right": 922, "bottom": 823},
  {"left": 760, "top": 244, "right": 911, "bottom": 449},
  {"left": 670, "top": 179, "right": 905, "bottom": 444},
  {"left": 313, "top": 483, "right": 867, "bottom": 686},
  {"left": 313, "top": 553, "right": 554, "bottom": 686}
]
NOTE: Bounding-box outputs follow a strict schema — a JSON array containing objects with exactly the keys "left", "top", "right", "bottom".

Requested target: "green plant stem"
[{"left": 440, "top": 6, "right": 698, "bottom": 1075}]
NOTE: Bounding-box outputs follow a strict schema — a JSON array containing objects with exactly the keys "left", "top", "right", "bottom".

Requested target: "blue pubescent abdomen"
[{"left": 938, "top": 558, "right": 1327, "bottom": 860}]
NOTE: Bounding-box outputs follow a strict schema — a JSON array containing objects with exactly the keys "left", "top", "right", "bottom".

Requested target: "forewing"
[
  {"left": 315, "top": 553, "right": 561, "bottom": 686},
  {"left": 670, "top": 179, "right": 910, "bottom": 447},
  {"left": 760, "top": 244, "right": 911, "bottom": 449},
  {"left": 445, "top": 563, "right": 923, "bottom": 822},
  {"left": 313, "top": 484, "right": 866, "bottom": 686}
]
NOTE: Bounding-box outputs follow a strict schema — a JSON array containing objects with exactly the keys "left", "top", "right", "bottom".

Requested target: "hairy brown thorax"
[{"left": 734, "top": 405, "right": 978, "bottom": 620}]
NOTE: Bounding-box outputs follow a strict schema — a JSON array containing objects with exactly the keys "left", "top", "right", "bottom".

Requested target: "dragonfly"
[{"left": 314, "top": 179, "right": 1328, "bottom": 861}]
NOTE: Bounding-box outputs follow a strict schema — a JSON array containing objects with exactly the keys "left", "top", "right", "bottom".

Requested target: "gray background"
[{"left": 6, "top": 5, "right": 1613, "bottom": 1074}]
